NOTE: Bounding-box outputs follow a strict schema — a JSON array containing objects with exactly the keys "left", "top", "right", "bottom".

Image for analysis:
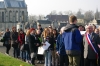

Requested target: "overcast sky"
[{"left": 0, "top": 0, "right": 100, "bottom": 15}]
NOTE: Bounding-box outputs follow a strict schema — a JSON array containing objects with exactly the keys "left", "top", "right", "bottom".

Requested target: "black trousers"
[
  {"left": 13, "top": 47, "right": 19, "bottom": 58},
  {"left": 60, "top": 55, "right": 69, "bottom": 66},
  {"left": 84, "top": 58, "right": 97, "bottom": 66},
  {"left": 5, "top": 44, "right": 11, "bottom": 54},
  {"left": 37, "top": 55, "right": 43, "bottom": 61}
]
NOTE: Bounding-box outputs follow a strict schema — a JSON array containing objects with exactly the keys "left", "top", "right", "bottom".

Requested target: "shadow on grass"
[{"left": 0, "top": 64, "right": 5, "bottom": 66}]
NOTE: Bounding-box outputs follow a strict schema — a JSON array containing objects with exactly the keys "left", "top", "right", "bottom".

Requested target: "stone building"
[
  {"left": 46, "top": 15, "right": 69, "bottom": 28},
  {"left": 0, "top": 0, "right": 28, "bottom": 31}
]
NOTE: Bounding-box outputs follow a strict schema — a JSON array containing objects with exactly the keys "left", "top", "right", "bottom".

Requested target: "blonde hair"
[
  {"left": 26, "top": 30, "right": 30, "bottom": 36},
  {"left": 42, "top": 28, "right": 50, "bottom": 38}
]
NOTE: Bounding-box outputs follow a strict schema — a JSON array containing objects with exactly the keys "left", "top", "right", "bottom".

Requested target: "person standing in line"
[
  {"left": 93, "top": 24, "right": 97, "bottom": 32},
  {"left": 25, "top": 29, "right": 31, "bottom": 63},
  {"left": 83, "top": 25, "right": 100, "bottom": 66},
  {"left": 10, "top": 27, "right": 19, "bottom": 58},
  {"left": 18, "top": 29, "right": 25, "bottom": 61},
  {"left": 42, "top": 27, "right": 55, "bottom": 66},
  {"left": 52, "top": 29, "right": 59, "bottom": 66},
  {"left": 36, "top": 29, "right": 43, "bottom": 64},
  {"left": 62, "top": 15, "right": 82, "bottom": 66},
  {"left": 78, "top": 25, "right": 85, "bottom": 66},
  {"left": 56, "top": 27, "right": 69, "bottom": 66},
  {"left": 94, "top": 28, "right": 100, "bottom": 66},
  {"left": 95, "top": 29, "right": 99, "bottom": 35},
  {"left": 3, "top": 28, "right": 11, "bottom": 55},
  {"left": 37, "top": 24, "right": 43, "bottom": 34},
  {"left": 28, "top": 28, "right": 40, "bottom": 65}
]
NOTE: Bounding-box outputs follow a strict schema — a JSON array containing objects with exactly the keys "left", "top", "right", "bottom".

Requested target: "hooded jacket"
[{"left": 62, "top": 24, "right": 82, "bottom": 56}]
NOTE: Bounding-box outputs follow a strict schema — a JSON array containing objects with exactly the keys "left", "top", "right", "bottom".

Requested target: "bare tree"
[
  {"left": 84, "top": 10, "right": 94, "bottom": 22},
  {"left": 95, "top": 9, "right": 99, "bottom": 20},
  {"left": 50, "top": 10, "right": 57, "bottom": 15},
  {"left": 28, "top": 15, "right": 37, "bottom": 22},
  {"left": 76, "top": 9, "right": 84, "bottom": 19},
  {"left": 58, "top": 11, "right": 63, "bottom": 15},
  {"left": 64, "top": 10, "right": 75, "bottom": 16}
]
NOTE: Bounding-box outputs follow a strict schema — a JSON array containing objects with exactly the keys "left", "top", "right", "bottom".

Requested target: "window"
[
  {"left": 2, "top": 12, "right": 4, "bottom": 22},
  {"left": 9, "top": 11, "right": 12, "bottom": 22},
  {"left": 22, "top": 11, "right": 24, "bottom": 21},
  {"left": 0, "top": 12, "right": 1, "bottom": 22},
  {"left": 16, "top": 11, "right": 18, "bottom": 22}
]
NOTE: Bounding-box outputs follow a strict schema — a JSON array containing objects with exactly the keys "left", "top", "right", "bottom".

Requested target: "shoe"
[
  {"left": 39, "top": 61, "right": 42, "bottom": 64},
  {"left": 26, "top": 60, "right": 29, "bottom": 63},
  {"left": 5, "top": 53, "right": 9, "bottom": 56},
  {"left": 37, "top": 61, "right": 40, "bottom": 64}
]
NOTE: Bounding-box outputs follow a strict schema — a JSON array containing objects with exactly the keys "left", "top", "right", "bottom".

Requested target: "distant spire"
[{"left": 94, "top": 14, "right": 96, "bottom": 20}]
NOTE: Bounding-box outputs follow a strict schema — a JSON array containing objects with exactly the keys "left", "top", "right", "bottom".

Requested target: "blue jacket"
[
  {"left": 56, "top": 34, "right": 66, "bottom": 55},
  {"left": 62, "top": 24, "right": 82, "bottom": 53}
]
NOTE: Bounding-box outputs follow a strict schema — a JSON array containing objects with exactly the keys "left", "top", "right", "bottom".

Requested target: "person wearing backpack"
[{"left": 62, "top": 15, "right": 82, "bottom": 66}]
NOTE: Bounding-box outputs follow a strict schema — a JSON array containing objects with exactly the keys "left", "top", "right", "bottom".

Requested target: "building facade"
[{"left": 0, "top": 0, "right": 28, "bottom": 31}]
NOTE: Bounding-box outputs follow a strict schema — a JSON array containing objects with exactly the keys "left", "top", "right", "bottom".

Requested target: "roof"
[
  {"left": 46, "top": 15, "right": 69, "bottom": 22},
  {"left": 38, "top": 20, "right": 51, "bottom": 24},
  {"left": 4, "top": 0, "right": 27, "bottom": 8},
  {"left": 0, "top": 1, "right": 5, "bottom": 8}
]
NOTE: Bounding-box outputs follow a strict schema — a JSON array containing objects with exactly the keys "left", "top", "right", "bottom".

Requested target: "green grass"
[{"left": 0, "top": 53, "right": 32, "bottom": 66}]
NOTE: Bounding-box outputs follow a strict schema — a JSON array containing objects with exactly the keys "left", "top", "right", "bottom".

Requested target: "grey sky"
[{"left": 0, "top": 0, "right": 100, "bottom": 15}]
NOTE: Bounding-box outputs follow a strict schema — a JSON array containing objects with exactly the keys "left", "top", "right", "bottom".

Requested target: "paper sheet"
[
  {"left": 42, "top": 41, "right": 51, "bottom": 50},
  {"left": 80, "top": 31, "right": 86, "bottom": 35}
]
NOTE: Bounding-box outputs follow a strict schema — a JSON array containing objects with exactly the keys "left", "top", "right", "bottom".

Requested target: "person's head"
[
  {"left": 36, "top": 29, "right": 41, "bottom": 35},
  {"left": 42, "top": 27, "right": 50, "bottom": 38},
  {"left": 78, "top": 25, "right": 83, "bottom": 31},
  {"left": 93, "top": 24, "right": 96, "bottom": 31},
  {"left": 48, "top": 25, "right": 52, "bottom": 30},
  {"left": 30, "top": 28, "right": 36, "bottom": 35},
  {"left": 69, "top": 15, "right": 77, "bottom": 24},
  {"left": 38, "top": 24, "right": 42, "bottom": 29},
  {"left": 60, "top": 26, "right": 66, "bottom": 34},
  {"left": 19, "top": 29, "right": 24, "bottom": 34},
  {"left": 78, "top": 25, "right": 85, "bottom": 31},
  {"left": 26, "top": 30, "right": 30, "bottom": 36},
  {"left": 6, "top": 28, "right": 9, "bottom": 32},
  {"left": 86, "top": 25, "right": 93, "bottom": 34},
  {"left": 53, "top": 29, "right": 58, "bottom": 35},
  {"left": 12, "top": 27, "right": 16, "bottom": 32},
  {"left": 95, "top": 29, "right": 99, "bottom": 34}
]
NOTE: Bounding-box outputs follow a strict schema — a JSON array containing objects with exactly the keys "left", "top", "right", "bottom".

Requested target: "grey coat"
[{"left": 83, "top": 33, "right": 100, "bottom": 59}]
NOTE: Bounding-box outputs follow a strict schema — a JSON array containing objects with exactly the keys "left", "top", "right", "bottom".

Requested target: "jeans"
[
  {"left": 26, "top": 51, "right": 31, "bottom": 60},
  {"left": 20, "top": 51, "right": 26, "bottom": 60},
  {"left": 44, "top": 50, "right": 51, "bottom": 66},
  {"left": 13, "top": 48, "right": 19, "bottom": 58},
  {"left": 68, "top": 55, "right": 80, "bottom": 66}
]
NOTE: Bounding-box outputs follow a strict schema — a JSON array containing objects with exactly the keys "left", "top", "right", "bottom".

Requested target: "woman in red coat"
[{"left": 18, "top": 29, "right": 25, "bottom": 61}]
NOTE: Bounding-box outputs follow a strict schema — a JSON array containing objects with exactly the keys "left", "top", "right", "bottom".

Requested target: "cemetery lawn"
[{"left": 0, "top": 53, "right": 32, "bottom": 66}]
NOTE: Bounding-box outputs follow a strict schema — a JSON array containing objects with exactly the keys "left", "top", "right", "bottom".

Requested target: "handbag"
[
  {"left": 38, "top": 46, "right": 45, "bottom": 55},
  {"left": 20, "top": 44, "right": 25, "bottom": 51}
]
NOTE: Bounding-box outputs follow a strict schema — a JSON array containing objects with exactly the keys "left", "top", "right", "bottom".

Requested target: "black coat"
[{"left": 28, "top": 34, "right": 40, "bottom": 53}]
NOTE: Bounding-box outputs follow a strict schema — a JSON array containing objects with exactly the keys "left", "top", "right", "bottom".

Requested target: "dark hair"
[
  {"left": 69, "top": 15, "right": 77, "bottom": 23},
  {"left": 53, "top": 29, "right": 58, "bottom": 38},
  {"left": 38, "top": 24, "right": 41, "bottom": 26},
  {"left": 82, "top": 26, "right": 85, "bottom": 31},
  {"left": 93, "top": 24, "right": 96, "bottom": 28}
]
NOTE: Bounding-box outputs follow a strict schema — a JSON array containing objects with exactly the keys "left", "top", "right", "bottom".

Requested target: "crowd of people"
[{"left": 1, "top": 15, "right": 100, "bottom": 66}]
